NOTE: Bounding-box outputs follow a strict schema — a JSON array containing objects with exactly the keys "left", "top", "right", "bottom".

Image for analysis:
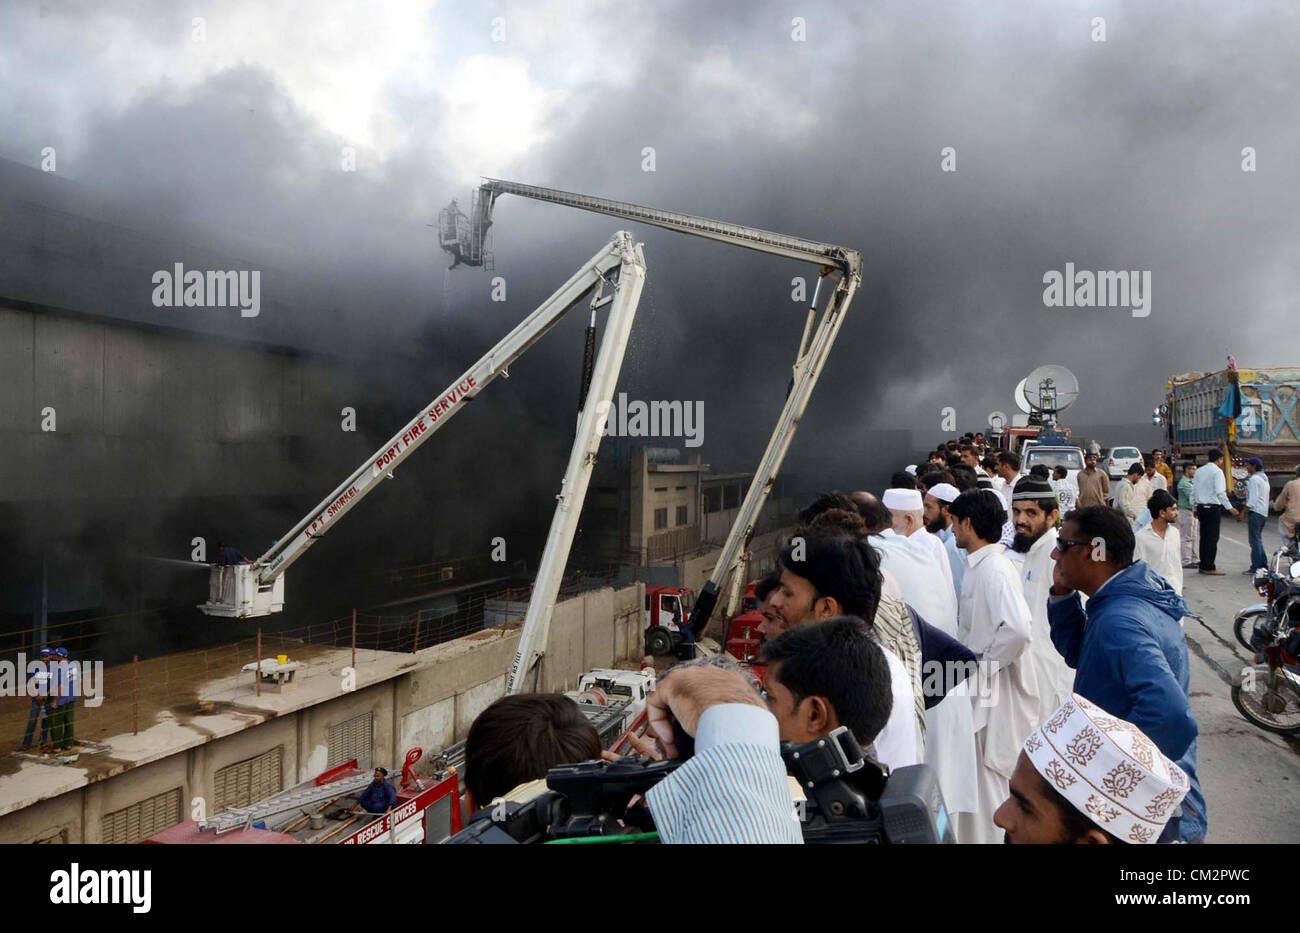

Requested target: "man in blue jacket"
[
  {"left": 1046, "top": 505, "right": 1206, "bottom": 843},
  {"left": 352, "top": 767, "right": 397, "bottom": 815}
]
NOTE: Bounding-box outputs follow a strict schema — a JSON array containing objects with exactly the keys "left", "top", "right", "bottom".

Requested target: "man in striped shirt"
[{"left": 643, "top": 664, "right": 802, "bottom": 844}]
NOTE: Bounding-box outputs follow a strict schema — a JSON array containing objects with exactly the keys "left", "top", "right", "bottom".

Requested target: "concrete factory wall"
[{"left": 0, "top": 582, "right": 644, "bottom": 844}]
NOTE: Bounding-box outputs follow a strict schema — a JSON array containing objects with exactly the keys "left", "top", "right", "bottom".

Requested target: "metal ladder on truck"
[{"left": 199, "top": 771, "right": 376, "bottom": 835}]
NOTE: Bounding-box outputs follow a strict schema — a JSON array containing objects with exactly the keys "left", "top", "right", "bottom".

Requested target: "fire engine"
[
  {"left": 143, "top": 665, "right": 659, "bottom": 845},
  {"left": 643, "top": 585, "right": 695, "bottom": 656},
  {"left": 143, "top": 750, "right": 463, "bottom": 845}
]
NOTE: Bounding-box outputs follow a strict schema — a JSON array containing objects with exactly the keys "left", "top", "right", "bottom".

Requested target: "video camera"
[{"left": 445, "top": 725, "right": 954, "bottom": 844}]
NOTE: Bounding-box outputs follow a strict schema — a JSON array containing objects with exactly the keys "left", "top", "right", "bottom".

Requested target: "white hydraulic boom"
[
  {"left": 453, "top": 180, "right": 861, "bottom": 689},
  {"left": 204, "top": 176, "right": 862, "bottom": 703},
  {"left": 199, "top": 232, "right": 646, "bottom": 620}
]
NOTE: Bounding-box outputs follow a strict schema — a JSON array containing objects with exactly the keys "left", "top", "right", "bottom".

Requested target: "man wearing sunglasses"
[{"left": 1046, "top": 505, "right": 1205, "bottom": 843}]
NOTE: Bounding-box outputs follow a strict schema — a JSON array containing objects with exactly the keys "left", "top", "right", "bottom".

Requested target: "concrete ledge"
[{"left": 0, "top": 584, "right": 640, "bottom": 825}]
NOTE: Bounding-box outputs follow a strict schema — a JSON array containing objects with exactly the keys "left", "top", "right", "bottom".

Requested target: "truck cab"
[{"left": 644, "top": 585, "right": 695, "bottom": 656}]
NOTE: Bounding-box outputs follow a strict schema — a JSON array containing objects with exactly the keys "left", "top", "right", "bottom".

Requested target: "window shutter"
[
  {"left": 327, "top": 712, "right": 374, "bottom": 768},
  {"left": 102, "top": 787, "right": 182, "bottom": 844},
  {"left": 214, "top": 746, "right": 284, "bottom": 812}
]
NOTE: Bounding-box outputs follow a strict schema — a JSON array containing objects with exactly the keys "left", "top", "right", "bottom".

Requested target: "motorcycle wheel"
[
  {"left": 1232, "top": 668, "right": 1300, "bottom": 735},
  {"left": 1234, "top": 609, "right": 1269, "bottom": 652}
]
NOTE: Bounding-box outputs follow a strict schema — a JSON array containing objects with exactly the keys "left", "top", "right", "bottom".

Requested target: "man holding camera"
[
  {"left": 641, "top": 664, "right": 803, "bottom": 844},
  {"left": 756, "top": 615, "right": 893, "bottom": 748},
  {"left": 644, "top": 617, "right": 900, "bottom": 844},
  {"left": 763, "top": 527, "right": 922, "bottom": 769}
]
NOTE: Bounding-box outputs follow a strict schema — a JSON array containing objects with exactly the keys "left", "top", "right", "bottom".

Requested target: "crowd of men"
[{"left": 453, "top": 433, "right": 1300, "bottom": 845}]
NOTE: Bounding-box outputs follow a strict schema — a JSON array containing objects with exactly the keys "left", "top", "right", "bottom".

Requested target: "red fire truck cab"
[{"left": 644, "top": 585, "right": 695, "bottom": 656}]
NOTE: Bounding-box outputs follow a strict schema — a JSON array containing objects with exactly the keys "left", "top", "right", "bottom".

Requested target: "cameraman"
[
  {"left": 765, "top": 525, "right": 922, "bottom": 769},
  {"left": 641, "top": 664, "right": 803, "bottom": 844},
  {"left": 757, "top": 615, "right": 892, "bottom": 749},
  {"left": 463, "top": 693, "right": 602, "bottom": 814}
]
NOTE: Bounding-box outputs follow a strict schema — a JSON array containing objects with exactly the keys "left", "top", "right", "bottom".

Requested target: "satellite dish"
[
  {"left": 1023, "top": 364, "right": 1080, "bottom": 414},
  {"left": 1014, "top": 379, "right": 1032, "bottom": 414}
]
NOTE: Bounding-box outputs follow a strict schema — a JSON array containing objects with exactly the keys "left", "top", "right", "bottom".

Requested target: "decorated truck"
[{"left": 1159, "top": 365, "right": 1300, "bottom": 493}]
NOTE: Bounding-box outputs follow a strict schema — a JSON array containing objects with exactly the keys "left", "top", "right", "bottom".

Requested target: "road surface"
[{"left": 1179, "top": 515, "right": 1299, "bottom": 843}]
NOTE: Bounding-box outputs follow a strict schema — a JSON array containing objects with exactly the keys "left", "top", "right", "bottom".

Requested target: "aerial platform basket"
[{"left": 200, "top": 564, "right": 284, "bottom": 619}]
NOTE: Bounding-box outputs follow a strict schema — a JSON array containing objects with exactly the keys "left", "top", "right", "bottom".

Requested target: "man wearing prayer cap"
[
  {"left": 926, "top": 482, "right": 960, "bottom": 506},
  {"left": 994, "top": 694, "right": 1189, "bottom": 844},
  {"left": 885, "top": 488, "right": 955, "bottom": 597},
  {"left": 1009, "top": 475, "right": 1074, "bottom": 718},
  {"left": 923, "top": 482, "right": 966, "bottom": 601},
  {"left": 874, "top": 483, "right": 979, "bottom": 838}
]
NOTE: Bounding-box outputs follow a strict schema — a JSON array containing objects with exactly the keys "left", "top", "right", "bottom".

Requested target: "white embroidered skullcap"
[
  {"left": 925, "top": 482, "right": 960, "bottom": 504},
  {"left": 882, "top": 488, "right": 923, "bottom": 511},
  {"left": 905, "top": 464, "right": 918, "bottom": 475},
  {"left": 1022, "top": 693, "right": 1188, "bottom": 844}
]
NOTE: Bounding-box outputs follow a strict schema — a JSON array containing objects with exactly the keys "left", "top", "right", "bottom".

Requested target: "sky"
[{"left": 2, "top": 0, "right": 1298, "bottom": 480}]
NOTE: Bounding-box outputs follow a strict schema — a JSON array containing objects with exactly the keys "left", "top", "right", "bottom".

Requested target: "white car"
[
  {"left": 1020, "top": 445, "right": 1087, "bottom": 485},
  {"left": 1102, "top": 445, "right": 1145, "bottom": 480}
]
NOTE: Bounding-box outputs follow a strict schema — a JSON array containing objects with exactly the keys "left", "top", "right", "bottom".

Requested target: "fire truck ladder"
[
  {"left": 475, "top": 179, "right": 859, "bottom": 275},
  {"left": 463, "top": 180, "right": 862, "bottom": 683},
  {"left": 199, "top": 771, "right": 376, "bottom": 835},
  {"left": 199, "top": 232, "right": 646, "bottom": 621}
]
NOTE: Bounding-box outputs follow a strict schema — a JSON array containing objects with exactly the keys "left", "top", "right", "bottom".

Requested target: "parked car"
[
  {"left": 1020, "top": 445, "right": 1087, "bottom": 485},
  {"left": 1104, "top": 445, "right": 1144, "bottom": 480}
]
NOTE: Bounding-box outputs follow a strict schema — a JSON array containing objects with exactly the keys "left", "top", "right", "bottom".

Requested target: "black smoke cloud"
[{"left": 2, "top": 0, "right": 1297, "bottom": 646}]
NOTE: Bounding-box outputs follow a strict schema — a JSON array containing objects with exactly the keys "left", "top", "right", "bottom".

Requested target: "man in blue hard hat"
[
  {"left": 49, "top": 647, "right": 80, "bottom": 752},
  {"left": 20, "top": 649, "right": 55, "bottom": 752}
]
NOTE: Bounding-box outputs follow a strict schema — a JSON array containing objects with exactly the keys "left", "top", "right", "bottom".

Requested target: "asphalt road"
[{"left": 1178, "top": 516, "right": 1300, "bottom": 843}]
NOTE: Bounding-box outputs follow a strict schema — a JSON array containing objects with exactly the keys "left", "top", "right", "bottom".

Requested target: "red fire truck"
[{"left": 143, "top": 750, "right": 463, "bottom": 845}]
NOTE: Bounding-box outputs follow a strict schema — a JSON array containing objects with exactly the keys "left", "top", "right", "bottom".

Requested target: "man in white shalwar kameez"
[
  {"left": 949, "top": 488, "right": 1039, "bottom": 845},
  {"left": 883, "top": 488, "right": 957, "bottom": 598},
  {"left": 924, "top": 482, "right": 967, "bottom": 601},
  {"left": 1007, "top": 476, "right": 1074, "bottom": 719},
  {"left": 869, "top": 525, "right": 979, "bottom": 839}
]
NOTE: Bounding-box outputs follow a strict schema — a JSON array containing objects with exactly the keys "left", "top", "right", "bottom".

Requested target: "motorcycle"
[
  {"left": 1234, "top": 544, "right": 1297, "bottom": 651},
  {"left": 1231, "top": 551, "right": 1300, "bottom": 736}
]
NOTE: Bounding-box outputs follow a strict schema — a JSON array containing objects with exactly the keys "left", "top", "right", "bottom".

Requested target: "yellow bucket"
[{"left": 277, "top": 654, "right": 288, "bottom": 665}]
